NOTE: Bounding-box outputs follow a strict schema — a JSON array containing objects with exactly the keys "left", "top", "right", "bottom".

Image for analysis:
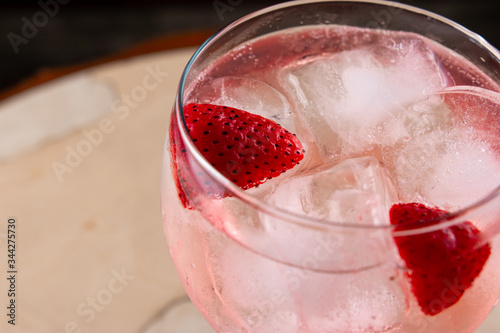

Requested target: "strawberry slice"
[
  {"left": 169, "top": 103, "right": 304, "bottom": 208},
  {"left": 390, "top": 203, "right": 491, "bottom": 316}
]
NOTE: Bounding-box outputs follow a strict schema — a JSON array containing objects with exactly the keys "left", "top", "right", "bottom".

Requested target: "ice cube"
[
  {"left": 265, "top": 156, "right": 396, "bottom": 225},
  {"left": 390, "top": 125, "right": 500, "bottom": 210},
  {"left": 381, "top": 94, "right": 455, "bottom": 148},
  {"left": 422, "top": 131, "right": 500, "bottom": 209},
  {"left": 285, "top": 36, "right": 448, "bottom": 160},
  {"left": 193, "top": 76, "right": 296, "bottom": 131},
  {"left": 258, "top": 156, "right": 399, "bottom": 272},
  {"left": 257, "top": 155, "right": 407, "bottom": 330},
  {"left": 207, "top": 240, "right": 300, "bottom": 332},
  {"left": 284, "top": 263, "right": 407, "bottom": 332},
  {"left": 386, "top": 88, "right": 500, "bottom": 210}
]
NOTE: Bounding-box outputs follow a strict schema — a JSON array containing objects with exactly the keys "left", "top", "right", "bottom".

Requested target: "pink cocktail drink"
[{"left": 161, "top": 1, "right": 500, "bottom": 332}]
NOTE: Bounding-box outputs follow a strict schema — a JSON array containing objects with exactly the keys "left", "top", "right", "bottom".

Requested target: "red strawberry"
[
  {"left": 390, "top": 203, "right": 491, "bottom": 316},
  {"left": 169, "top": 116, "right": 190, "bottom": 208},
  {"left": 169, "top": 103, "right": 304, "bottom": 209}
]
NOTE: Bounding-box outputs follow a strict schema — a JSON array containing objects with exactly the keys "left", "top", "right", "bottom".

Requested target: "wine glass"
[{"left": 161, "top": 1, "right": 500, "bottom": 332}]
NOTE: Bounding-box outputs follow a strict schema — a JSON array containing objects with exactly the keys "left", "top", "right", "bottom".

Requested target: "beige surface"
[
  {"left": 0, "top": 48, "right": 193, "bottom": 333},
  {"left": 0, "top": 47, "right": 498, "bottom": 333}
]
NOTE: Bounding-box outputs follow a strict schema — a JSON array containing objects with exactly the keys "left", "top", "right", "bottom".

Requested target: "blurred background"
[{"left": 0, "top": 0, "right": 499, "bottom": 93}]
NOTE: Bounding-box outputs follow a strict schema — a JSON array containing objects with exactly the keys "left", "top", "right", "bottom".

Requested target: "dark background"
[{"left": 1, "top": 0, "right": 499, "bottom": 92}]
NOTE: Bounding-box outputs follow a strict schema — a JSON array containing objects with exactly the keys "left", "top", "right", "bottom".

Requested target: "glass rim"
[{"left": 174, "top": 0, "right": 500, "bottom": 235}]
